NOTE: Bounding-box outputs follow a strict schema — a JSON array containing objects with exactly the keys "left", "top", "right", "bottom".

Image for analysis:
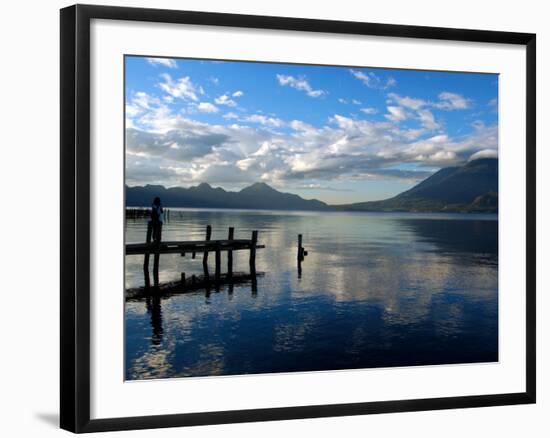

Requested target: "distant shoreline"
[
  {"left": 126, "top": 158, "right": 498, "bottom": 215},
  {"left": 126, "top": 205, "right": 499, "bottom": 218}
]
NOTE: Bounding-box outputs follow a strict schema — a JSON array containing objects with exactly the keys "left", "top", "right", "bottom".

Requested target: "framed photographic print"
[{"left": 60, "top": 4, "right": 536, "bottom": 433}]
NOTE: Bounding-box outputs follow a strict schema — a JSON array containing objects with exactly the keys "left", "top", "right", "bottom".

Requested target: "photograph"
[{"left": 124, "top": 55, "right": 499, "bottom": 380}]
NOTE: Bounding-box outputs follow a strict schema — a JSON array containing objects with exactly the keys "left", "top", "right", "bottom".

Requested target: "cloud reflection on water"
[{"left": 125, "top": 210, "right": 498, "bottom": 379}]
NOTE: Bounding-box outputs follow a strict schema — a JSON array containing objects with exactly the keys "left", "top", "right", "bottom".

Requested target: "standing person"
[{"left": 151, "top": 197, "right": 163, "bottom": 243}]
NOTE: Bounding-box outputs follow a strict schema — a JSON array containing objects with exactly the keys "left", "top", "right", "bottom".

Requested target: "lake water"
[{"left": 125, "top": 209, "right": 498, "bottom": 380}]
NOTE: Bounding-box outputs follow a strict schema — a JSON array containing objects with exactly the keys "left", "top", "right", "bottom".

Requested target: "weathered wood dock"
[{"left": 126, "top": 223, "right": 264, "bottom": 289}]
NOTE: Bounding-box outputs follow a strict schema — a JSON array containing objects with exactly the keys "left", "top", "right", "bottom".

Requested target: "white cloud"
[
  {"left": 146, "top": 57, "right": 177, "bottom": 68},
  {"left": 469, "top": 149, "right": 498, "bottom": 161},
  {"left": 383, "top": 91, "right": 470, "bottom": 131},
  {"left": 350, "top": 69, "right": 396, "bottom": 89},
  {"left": 232, "top": 90, "right": 244, "bottom": 97},
  {"left": 219, "top": 112, "right": 284, "bottom": 128},
  {"left": 294, "top": 183, "right": 351, "bottom": 192},
  {"left": 159, "top": 74, "right": 201, "bottom": 101},
  {"left": 387, "top": 93, "right": 426, "bottom": 110},
  {"left": 132, "top": 91, "right": 158, "bottom": 109},
  {"left": 223, "top": 112, "right": 239, "bottom": 120},
  {"left": 352, "top": 99, "right": 362, "bottom": 105},
  {"left": 126, "top": 126, "right": 228, "bottom": 163},
  {"left": 417, "top": 109, "right": 439, "bottom": 130},
  {"left": 244, "top": 114, "right": 284, "bottom": 128},
  {"left": 429, "top": 150, "right": 457, "bottom": 162},
  {"left": 196, "top": 102, "right": 219, "bottom": 113},
  {"left": 215, "top": 94, "right": 237, "bottom": 107},
  {"left": 385, "top": 106, "right": 408, "bottom": 123},
  {"left": 360, "top": 107, "right": 378, "bottom": 115},
  {"left": 338, "top": 98, "right": 348, "bottom": 104},
  {"left": 402, "top": 128, "right": 425, "bottom": 141},
  {"left": 126, "top": 91, "right": 163, "bottom": 122},
  {"left": 433, "top": 92, "right": 471, "bottom": 110},
  {"left": 276, "top": 74, "right": 326, "bottom": 98},
  {"left": 290, "top": 120, "right": 316, "bottom": 133},
  {"left": 193, "top": 163, "right": 253, "bottom": 184}
]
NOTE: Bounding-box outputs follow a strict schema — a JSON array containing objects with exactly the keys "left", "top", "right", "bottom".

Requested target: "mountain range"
[
  {"left": 126, "top": 181, "right": 329, "bottom": 211},
  {"left": 126, "top": 158, "right": 498, "bottom": 213},
  {"left": 335, "top": 158, "right": 498, "bottom": 213}
]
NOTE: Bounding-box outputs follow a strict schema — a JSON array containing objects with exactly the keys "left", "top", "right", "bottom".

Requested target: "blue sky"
[{"left": 125, "top": 56, "right": 498, "bottom": 204}]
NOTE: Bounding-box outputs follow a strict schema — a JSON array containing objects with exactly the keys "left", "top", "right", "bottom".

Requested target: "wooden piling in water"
[
  {"left": 297, "top": 234, "right": 308, "bottom": 278},
  {"left": 143, "top": 221, "right": 152, "bottom": 289},
  {"left": 203, "top": 225, "right": 212, "bottom": 279},
  {"left": 298, "top": 234, "right": 304, "bottom": 262},
  {"left": 153, "top": 224, "right": 162, "bottom": 287},
  {"left": 249, "top": 230, "right": 258, "bottom": 275},
  {"left": 215, "top": 243, "right": 221, "bottom": 283},
  {"left": 227, "top": 227, "right": 234, "bottom": 277}
]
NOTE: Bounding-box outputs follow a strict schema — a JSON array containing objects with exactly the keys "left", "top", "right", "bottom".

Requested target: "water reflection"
[
  {"left": 125, "top": 210, "right": 498, "bottom": 380},
  {"left": 145, "top": 296, "right": 163, "bottom": 346}
]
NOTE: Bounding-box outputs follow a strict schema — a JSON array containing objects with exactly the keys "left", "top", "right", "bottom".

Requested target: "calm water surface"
[{"left": 125, "top": 209, "right": 498, "bottom": 380}]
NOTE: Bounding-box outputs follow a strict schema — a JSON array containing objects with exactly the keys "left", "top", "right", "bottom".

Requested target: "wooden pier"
[{"left": 126, "top": 223, "right": 264, "bottom": 289}]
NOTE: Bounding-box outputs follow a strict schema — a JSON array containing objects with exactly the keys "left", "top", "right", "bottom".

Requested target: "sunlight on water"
[{"left": 125, "top": 209, "right": 498, "bottom": 380}]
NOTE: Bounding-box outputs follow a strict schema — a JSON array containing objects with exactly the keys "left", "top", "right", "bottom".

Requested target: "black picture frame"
[{"left": 60, "top": 4, "right": 536, "bottom": 433}]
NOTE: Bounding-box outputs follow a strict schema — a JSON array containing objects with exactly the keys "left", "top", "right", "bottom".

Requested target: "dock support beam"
[
  {"left": 298, "top": 234, "right": 304, "bottom": 262},
  {"left": 143, "top": 221, "right": 152, "bottom": 289},
  {"left": 227, "top": 227, "right": 234, "bottom": 277},
  {"left": 249, "top": 230, "right": 258, "bottom": 276},
  {"left": 215, "top": 244, "right": 221, "bottom": 283},
  {"left": 202, "top": 225, "right": 212, "bottom": 279},
  {"left": 153, "top": 224, "right": 162, "bottom": 287},
  {"left": 297, "top": 234, "right": 307, "bottom": 278}
]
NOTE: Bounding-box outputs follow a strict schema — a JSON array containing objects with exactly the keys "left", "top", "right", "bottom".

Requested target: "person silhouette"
[{"left": 151, "top": 197, "right": 163, "bottom": 243}]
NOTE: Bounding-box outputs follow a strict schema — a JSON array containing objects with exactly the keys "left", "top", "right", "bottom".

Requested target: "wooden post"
[
  {"left": 143, "top": 221, "right": 152, "bottom": 289},
  {"left": 215, "top": 243, "right": 221, "bottom": 283},
  {"left": 227, "top": 227, "right": 234, "bottom": 277},
  {"left": 297, "top": 234, "right": 303, "bottom": 278},
  {"left": 153, "top": 223, "right": 162, "bottom": 287},
  {"left": 202, "top": 225, "right": 212, "bottom": 279},
  {"left": 249, "top": 230, "right": 258, "bottom": 275},
  {"left": 298, "top": 234, "right": 304, "bottom": 261},
  {"left": 181, "top": 272, "right": 186, "bottom": 287}
]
